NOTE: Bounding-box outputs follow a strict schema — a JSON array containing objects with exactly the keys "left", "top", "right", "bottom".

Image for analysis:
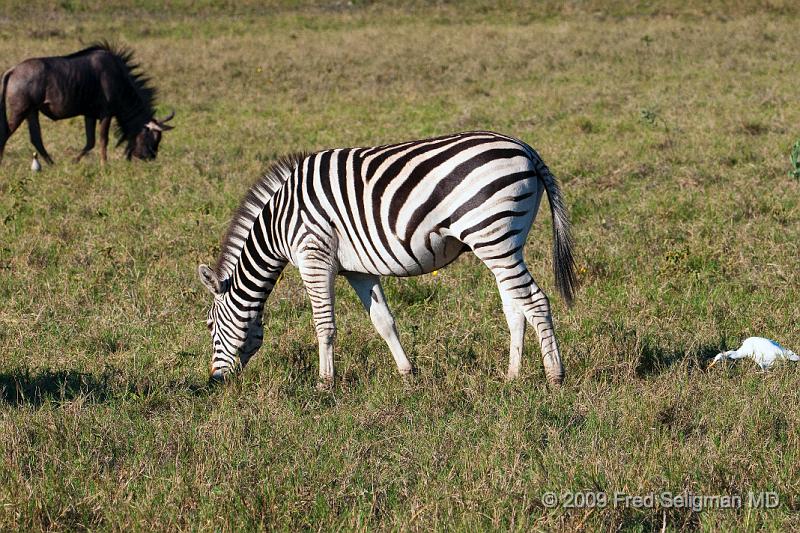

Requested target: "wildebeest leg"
[
  {"left": 74, "top": 116, "right": 96, "bottom": 162},
  {"left": 0, "top": 122, "right": 5, "bottom": 165},
  {"left": 0, "top": 105, "right": 27, "bottom": 165},
  {"left": 26, "top": 112, "right": 54, "bottom": 164},
  {"left": 98, "top": 117, "right": 111, "bottom": 164}
]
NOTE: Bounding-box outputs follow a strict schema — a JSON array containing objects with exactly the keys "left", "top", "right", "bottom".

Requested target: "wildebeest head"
[{"left": 127, "top": 110, "right": 175, "bottom": 160}]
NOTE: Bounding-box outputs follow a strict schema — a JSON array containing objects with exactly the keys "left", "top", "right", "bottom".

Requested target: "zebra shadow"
[
  {"left": 0, "top": 369, "right": 112, "bottom": 406},
  {"left": 0, "top": 367, "right": 210, "bottom": 407}
]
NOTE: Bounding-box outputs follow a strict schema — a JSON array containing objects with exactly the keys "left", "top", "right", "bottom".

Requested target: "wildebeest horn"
[{"left": 161, "top": 109, "right": 175, "bottom": 123}]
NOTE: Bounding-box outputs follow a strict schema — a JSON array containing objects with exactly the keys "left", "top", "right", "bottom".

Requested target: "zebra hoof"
[
  {"left": 399, "top": 370, "right": 415, "bottom": 385},
  {"left": 316, "top": 377, "right": 334, "bottom": 392},
  {"left": 543, "top": 355, "right": 564, "bottom": 386}
]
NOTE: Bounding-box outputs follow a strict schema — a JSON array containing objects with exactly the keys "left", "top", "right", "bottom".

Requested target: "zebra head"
[{"left": 198, "top": 264, "right": 264, "bottom": 383}]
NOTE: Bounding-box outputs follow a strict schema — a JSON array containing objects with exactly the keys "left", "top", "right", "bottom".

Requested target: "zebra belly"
[
  {"left": 336, "top": 232, "right": 466, "bottom": 277},
  {"left": 333, "top": 183, "right": 541, "bottom": 276},
  {"left": 422, "top": 233, "right": 468, "bottom": 272}
]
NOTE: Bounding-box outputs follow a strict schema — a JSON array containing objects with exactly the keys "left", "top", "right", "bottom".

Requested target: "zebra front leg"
[
  {"left": 344, "top": 272, "right": 413, "bottom": 377},
  {"left": 298, "top": 251, "right": 338, "bottom": 389}
]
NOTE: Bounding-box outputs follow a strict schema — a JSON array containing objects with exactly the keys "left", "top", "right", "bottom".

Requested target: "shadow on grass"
[
  {"left": 0, "top": 368, "right": 211, "bottom": 407},
  {"left": 635, "top": 341, "right": 721, "bottom": 378}
]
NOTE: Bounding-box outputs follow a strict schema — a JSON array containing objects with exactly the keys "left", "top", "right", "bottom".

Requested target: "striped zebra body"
[{"left": 198, "top": 131, "right": 576, "bottom": 386}]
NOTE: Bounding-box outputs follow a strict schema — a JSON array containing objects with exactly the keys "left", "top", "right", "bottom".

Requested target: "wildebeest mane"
[
  {"left": 72, "top": 41, "right": 158, "bottom": 155},
  {"left": 215, "top": 153, "right": 308, "bottom": 278}
]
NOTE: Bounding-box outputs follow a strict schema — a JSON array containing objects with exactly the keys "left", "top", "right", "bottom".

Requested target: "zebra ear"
[{"left": 198, "top": 264, "right": 221, "bottom": 295}]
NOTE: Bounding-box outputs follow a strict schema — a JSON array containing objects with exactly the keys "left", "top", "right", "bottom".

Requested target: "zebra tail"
[{"left": 536, "top": 162, "right": 577, "bottom": 307}]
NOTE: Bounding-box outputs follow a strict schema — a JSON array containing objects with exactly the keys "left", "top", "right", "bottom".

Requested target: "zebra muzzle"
[
  {"left": 208, "top": 367, "right": 230, "bottom": 384},
  {"left": 208, "top": 356, "right": 244, "bottom": 384}
]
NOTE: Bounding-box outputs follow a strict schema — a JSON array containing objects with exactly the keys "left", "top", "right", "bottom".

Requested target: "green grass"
[{"left": 1, "top": 2, "right": 800, "bottom": 530}]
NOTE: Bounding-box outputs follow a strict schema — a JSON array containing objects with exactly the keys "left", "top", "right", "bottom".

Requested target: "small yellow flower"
[{"left": 432, "top": 270, "right": 439, "bottom": 277}]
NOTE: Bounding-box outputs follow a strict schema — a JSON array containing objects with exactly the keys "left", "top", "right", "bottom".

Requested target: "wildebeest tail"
[
  {"left": 533, "top": 155, "right": 577, "bottom": 307},
  {"left": 0, "top": 69, "right": 11, "bottom": 141}
]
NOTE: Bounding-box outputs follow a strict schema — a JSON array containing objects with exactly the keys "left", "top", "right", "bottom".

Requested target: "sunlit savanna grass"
[{"left": 1, "top": 2, "right": 799, "bottom": 530}]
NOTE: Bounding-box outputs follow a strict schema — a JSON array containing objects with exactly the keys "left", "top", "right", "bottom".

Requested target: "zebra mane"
[{"left": 215, "top": 153, "right": 307, "bottom": 278}]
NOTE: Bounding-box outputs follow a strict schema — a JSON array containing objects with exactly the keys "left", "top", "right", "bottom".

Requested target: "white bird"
[
  {"left": 31, "top": 153, "right": 41, "bottom": 172},
  {"left": 710, "top": 337, "right": 800, "bottom": 370}
]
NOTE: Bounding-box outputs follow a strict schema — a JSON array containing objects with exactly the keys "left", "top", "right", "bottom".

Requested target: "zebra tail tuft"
[{"left": 537, "top": 162, "right": 577, "bottom": 307}]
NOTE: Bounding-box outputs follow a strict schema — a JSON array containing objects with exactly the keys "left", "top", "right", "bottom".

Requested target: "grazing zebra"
[{"left": 198, "top": 131, "right": 576, "bottom": 386}]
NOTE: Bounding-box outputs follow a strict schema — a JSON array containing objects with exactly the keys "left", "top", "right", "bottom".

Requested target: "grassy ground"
[{"left": 1, "top": 1, "right": 800, "bottom": 530}]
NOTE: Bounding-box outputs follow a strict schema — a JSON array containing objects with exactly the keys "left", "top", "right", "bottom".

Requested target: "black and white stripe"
[{"left": 198, "top": 131, "right": 576, "bottom": 385}]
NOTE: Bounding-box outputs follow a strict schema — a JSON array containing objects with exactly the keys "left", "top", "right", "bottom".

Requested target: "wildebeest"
[{"left": 0, "top": 42, "right": 174, "bottom": 165}]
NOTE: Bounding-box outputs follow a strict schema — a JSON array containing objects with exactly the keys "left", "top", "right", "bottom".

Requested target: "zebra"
[{"left": 197, "top": 131, "right": 576, "bottom": 387}]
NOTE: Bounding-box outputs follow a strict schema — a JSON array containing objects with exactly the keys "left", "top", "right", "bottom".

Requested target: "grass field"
[{"left": 1, "top": 1, "right": 800, "bottom": 530}]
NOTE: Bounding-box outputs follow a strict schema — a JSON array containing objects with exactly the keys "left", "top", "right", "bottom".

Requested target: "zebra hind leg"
[
  {"left": 499, "top": 293, "right": 527, "bottom": 381},
  {"left": 344, "top": 272, "right": 413, "bottom": 377},
  {"left": 481, "top": 251, "right": 565, "bottom": 385}
]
